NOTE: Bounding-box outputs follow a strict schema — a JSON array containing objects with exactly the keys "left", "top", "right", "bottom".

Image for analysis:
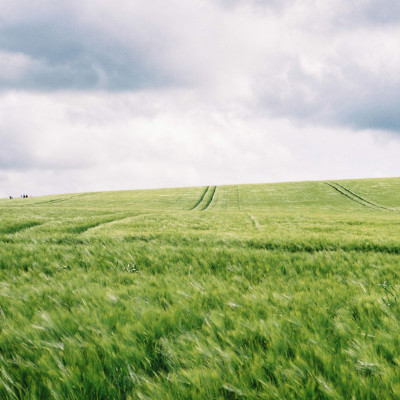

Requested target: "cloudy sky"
[{"left": 0, "top": 0, "right": 399, "bottom": 197}]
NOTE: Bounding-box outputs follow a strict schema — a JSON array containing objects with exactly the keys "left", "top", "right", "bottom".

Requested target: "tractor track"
[
  {"left": 190, "top": 186, "right": 210, "bottom": 210},
  {"left": 201, "top": 186, "right": 217, "bottom": 211},
  {"left": 27, "top": 192, "right": 100, "bottom": 207},
  {"left": 190, "top": 185, "right": 217, "bottom": 211},
  {"left": 333, "top": 182, "right": 393, "bottom": 211},
  {"left": 82, "top": 213, "right": 151, "bottom": 234},
  {"left": 1, "top": 221, "right": 44, "bottom": 235},
  {"left": 168, "top": 189, "right": 188, "bottom": 209},
  {"left": 237, "top": 186, "right": 242, "bottom": 212},
  {"left": 325, "top": 182, "right": 392, "bottom": 211},
  {"left": 248, "top": 214, "right": 260, "bottom": 229}
]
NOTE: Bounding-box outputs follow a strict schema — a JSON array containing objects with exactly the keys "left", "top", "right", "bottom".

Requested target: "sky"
[{"left": 0, "top": 0, "right": 400, "bottom": 197}]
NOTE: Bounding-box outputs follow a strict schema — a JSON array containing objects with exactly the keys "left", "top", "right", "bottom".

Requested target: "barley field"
[{"left": 1, "top": 178, "right": 400, "bottom": 399}]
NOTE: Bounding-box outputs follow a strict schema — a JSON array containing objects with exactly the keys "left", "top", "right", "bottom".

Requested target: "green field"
[{"left": 1, "top": 178, "right": 400, "bottom": 399}]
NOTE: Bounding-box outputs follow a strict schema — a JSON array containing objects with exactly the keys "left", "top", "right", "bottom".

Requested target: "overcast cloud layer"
[{"left": 0, "top": 0, "right": 399, "bottom": 196}]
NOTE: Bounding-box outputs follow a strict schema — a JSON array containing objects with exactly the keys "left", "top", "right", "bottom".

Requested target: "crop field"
[{"left": 1, "top": 178, "right": 400, "bottom": 399}]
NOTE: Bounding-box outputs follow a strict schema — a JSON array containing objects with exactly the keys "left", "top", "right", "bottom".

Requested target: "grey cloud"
[
  {"left": 217, "top": 0, "right": 400, "bottom": 26},
  {"left": 217, "top": 0, "right": 288, "bottom": 10},
  {"left": 340, "top": 0, "right": 400, "bottom": 26},
  {"left": 0, "top": 0, "right": 399, "bottom": 135},
  {"left": 0, "top": 17, "right": 177, "bottom": 90},
  {"left": 340, "top": 90, "right": 400, "bottom": 132},
  {"left": 255, "top": 55, "right": 400, "bottom": 133}
]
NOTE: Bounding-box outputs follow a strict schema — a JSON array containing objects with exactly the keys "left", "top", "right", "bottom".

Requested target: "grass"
[{"left": 1, "top": 178, "right": 400, "bottom": 399}]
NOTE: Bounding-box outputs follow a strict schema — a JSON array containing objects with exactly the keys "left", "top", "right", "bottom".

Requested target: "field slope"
[{"left": 1, "top": 178, "right": 400, "bottom": 399}]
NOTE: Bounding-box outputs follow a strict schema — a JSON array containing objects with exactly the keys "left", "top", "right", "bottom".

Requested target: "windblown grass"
[{"left": 1, "top": 178, "right": 400, "bottom": 399}]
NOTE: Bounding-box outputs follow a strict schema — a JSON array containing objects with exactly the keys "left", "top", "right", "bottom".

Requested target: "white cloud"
[
  {"left": 68, "top": 0, "right": 400, "bottom": 129},
  {"left": 1, "top": 90, "right": 400, "bottom": 197},
  {"left": 0, "top": 0, "right": 399, "bottom": 196},
  {"left": 0, "top": 50, "right": 36, "bottom": 81}
]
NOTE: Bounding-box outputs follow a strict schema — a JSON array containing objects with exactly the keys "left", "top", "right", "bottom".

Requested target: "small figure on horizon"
[{"left": 9, "top": 196, "right": 13, "bottom": 200}]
